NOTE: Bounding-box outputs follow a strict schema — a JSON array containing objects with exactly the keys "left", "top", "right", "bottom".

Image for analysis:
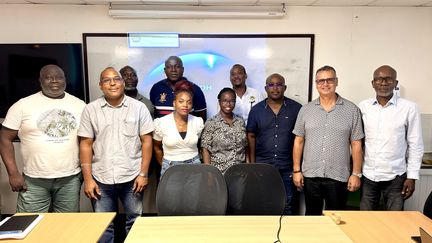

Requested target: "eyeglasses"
[
  {"left": 101, "top": 76, "right": 123, "bottom": 84},
  {"left": 266, "top": 83, "right": 285, "bottom": 89},
  {"left": 315, "top": 78, "right": 337, "bottom": 85},
  {"left": 373, "top": 77, "right": 395, "bottom": 84},
  {"left": 220, "top": 100, "right": 236, "bottom": 105}
]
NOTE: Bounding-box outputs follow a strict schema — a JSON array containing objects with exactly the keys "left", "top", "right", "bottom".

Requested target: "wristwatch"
[
  {"left": 352, "top": 172, "right": 362, "bottom": 178},
  {"left": 138, "top": 172, "right": 148, "bottom": 178}
]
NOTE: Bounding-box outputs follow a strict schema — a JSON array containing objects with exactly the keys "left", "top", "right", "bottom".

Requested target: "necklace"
[
  {"left": 174, "top": 114, "right": 188, "bottom": 131},
  {"left": 176, "top": 122, "right": 187, "bottom": 128}
]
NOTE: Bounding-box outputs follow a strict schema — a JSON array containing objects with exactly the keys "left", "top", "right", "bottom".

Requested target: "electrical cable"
[{"left": 274, "top": 204, "right": 288, "bottom": 243}]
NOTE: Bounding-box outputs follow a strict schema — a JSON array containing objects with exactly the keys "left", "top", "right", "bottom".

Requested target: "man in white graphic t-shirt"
[{"left": 0, "top": 64, "right": 85, "bottom": 212}]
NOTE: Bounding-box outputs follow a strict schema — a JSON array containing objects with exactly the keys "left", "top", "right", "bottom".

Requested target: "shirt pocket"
[
  {"left": 122, "top": 117, "right": 139, "bottom": 137},
  {"left": 122, "top": 117, "right": 141, "bottom": 159}
]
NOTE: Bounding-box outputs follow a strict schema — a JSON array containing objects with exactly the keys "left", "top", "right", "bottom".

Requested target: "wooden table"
[
  {"left": 0, "top": 212, "right": 115, "bottom": 243},
  {"left": 125, "top": 215, "right": 352, "bottom": 242},
  {"left": 324, "top": 210, "right": 432, "bottom": 243}
]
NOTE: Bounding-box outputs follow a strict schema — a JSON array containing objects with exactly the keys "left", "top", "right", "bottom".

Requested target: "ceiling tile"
[
  {"left": 0, "top": 0, "right": 27, "bottom": 4},
  {"left": 0, "top": 0, "right": 29, "bottom": 3},
  {"left": 0, "top": 0, "right": 431, "bottom": 6},
  {"left": 200, "top": 0, "right": 257, "bottom": 3},
  {"left": 368, "top": 0, "right": 432, "bottom": 6},
  {"left": 312, "top": 0, "right": 374, "bottom": 6},
  {"left": 142, "top": 0, "right": 199, "bottom": 4},
  {"left": 27, "top": 0, "right": 86, "bottom": 3},
  {"left": 87, "top": 0, "right": 136, "bottom": 3},
  {"left": 278, "top": 0, "right": 316, "bottom": 6}
]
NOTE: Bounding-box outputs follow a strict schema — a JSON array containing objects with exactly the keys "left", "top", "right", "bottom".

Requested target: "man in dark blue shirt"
[
  {"left": 149, "top": 56, "right": 207, "bottom": 120},
  {"left": 247, "top": 73, "right": 302, "bottom": 215}
]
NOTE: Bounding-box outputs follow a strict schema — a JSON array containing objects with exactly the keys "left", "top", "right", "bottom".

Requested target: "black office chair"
[
  {"left": 224, "top": 163, "right": 286, "bottom": 215},
  {"left": 156, "top": 164, "right": 228, "bottom": 216},
  {"left": 424, "top": 190, "right": 432, "bottom": 219}
]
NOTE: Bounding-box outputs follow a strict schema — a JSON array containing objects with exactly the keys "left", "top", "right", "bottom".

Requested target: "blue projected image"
[
  {"left": 85, "top": 34, "right": 313, "bottom": 118},
  {"left": 145, "top": 52, "right": 230, "bottom": 79}
]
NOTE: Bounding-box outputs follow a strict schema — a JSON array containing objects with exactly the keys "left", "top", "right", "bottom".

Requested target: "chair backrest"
[
  {"left": 424, "top": 190, "right": 432, "bottom": 219},
  {"left": 156, "top": 164, "right": 228, "bottom": 216},
  {"left": 224, "top": 163, "right": 286, "bottom": 215}
]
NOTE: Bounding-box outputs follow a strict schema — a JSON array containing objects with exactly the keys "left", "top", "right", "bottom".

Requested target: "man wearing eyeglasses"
[
  {"left": 359, "top": 65, "right": 423, "bottom": 211},
  {"left": 292, "top": 65, "right": 364, "bottom": 215},
  {"left": 247, "top": 73, "right": 302, "bottom": 215},
  {"left": 78, "top": 67, "right": 154, "bottom": 242}
]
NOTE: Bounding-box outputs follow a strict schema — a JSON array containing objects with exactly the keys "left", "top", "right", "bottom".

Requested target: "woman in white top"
[{"left": 153, "top": 80, "right": 204, "bottom": 176}]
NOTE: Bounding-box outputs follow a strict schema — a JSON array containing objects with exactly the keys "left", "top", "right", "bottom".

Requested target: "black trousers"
[{"left": 303, "top": 177, "right": 348, "bottom": 215}]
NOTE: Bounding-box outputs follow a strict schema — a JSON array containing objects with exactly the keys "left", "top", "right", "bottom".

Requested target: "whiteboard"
[{"left": 83, "top": 33, "right": 314, "bottom": 117}]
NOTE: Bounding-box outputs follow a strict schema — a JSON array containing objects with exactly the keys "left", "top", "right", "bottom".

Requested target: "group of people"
[{"left": 0, "top": 55, "right": 424, "bottom": 242}]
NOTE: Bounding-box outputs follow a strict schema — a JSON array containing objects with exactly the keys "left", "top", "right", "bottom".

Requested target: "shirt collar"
[
  {"left": 372, "top": 94, "right": 398, "bottom": 107},
  {"left": 335, "top": 94, "right": 343, "bottom": 105},
  {"left": 163, "top": 77, "right": 189, "bottom": 86},
  {"left": 215, "top": 112, "right": 241, "bottom": 124},
  {"left": 243, "top": 86, "right": 251, "bottom": 96},
  {"left": 100, "top": 95, "right": 128, "bottom": 108},
  {"left": 135, "top": 93, "right": 144, "bottom": 101},
  {"left": 264, "top": 97, "right": 287, "bottom": 109},
  {"left": 215, "top": 113, "right": 224, "bottom": 121},
  {"left": 314, "top": 93, "right": 343, "bottom": 105}
]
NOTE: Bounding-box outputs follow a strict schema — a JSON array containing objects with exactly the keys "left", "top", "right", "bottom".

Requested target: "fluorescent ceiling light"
[{"left": 108, "top": 4, "right": 286, "bottom": 19}]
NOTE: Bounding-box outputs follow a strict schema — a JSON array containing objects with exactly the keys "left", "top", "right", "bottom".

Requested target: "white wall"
[
  {"left": 0, "top": 5, "right": 430, "bottom": 111},
  {"left": 1, "top": 4, "right": 431, "bottom": 213}
]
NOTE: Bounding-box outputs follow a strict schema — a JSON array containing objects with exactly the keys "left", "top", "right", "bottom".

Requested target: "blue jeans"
[
  {"left": 160, "top": 155, "right": 201, "bottom": 177},
  {"left": 360, "top": 174, "right": 406, "bottom": 211},
  {"left": 303, "top": 177, "right": 348, "bottom": 215},
  {"left": 278, "top": 169, "right": 296, "bottom": 215},
  {"left": 92, "top": 179, "right": 143, "bottom": 243},
  {"left": 17, "top": 173, "right": 82, "bottom": 213}
]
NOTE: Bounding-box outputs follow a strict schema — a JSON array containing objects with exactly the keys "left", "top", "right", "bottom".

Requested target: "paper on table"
[{"left": 0, "top": 215, "right": 44, "bottom": 239}]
